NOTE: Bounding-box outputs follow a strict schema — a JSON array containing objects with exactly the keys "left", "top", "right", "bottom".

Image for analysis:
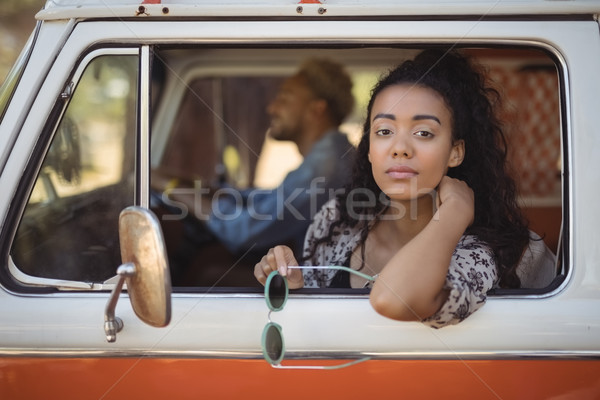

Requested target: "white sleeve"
[{"left": 516, "top": 232, "right": 557, "bottom": 288}]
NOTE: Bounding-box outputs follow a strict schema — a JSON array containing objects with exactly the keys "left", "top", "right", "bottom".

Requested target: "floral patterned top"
[{"left": 301, "top": 199, "right": 498, "bottom": 329}]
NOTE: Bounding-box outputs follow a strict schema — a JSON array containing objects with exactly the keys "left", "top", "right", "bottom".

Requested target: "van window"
[
  {"left": 10, "top": 53, "right": 138, "bottom": 283},
  {"left": 7, "top": 45, "right": 564, "bottom": 293},
  {"left": 148, "top": 46, "right": 564, "bottom": 291}
]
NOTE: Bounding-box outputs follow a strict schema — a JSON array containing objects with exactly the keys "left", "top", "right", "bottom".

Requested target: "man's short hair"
[{"left": 296, "top": 58, "right": 354, "bottom": 126}]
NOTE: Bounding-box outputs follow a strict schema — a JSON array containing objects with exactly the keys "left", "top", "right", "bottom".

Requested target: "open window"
[
  {"left": 6, "top": 44, "right": 565, "bottom": 295},
  {"left": 147, "top": 45, "right": 565, "bottom": 293}
]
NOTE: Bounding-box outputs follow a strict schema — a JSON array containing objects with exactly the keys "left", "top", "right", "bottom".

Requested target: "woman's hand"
[
  {"left": 435, "top": 176, "right": 474, "bottom": 229},
  {"left": 254, "top": 245, "right": 304, "bottom": 289}
]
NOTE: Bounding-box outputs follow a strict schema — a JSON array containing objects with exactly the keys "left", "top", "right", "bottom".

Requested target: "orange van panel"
[{"left": 1, "top": 358, "right": 599, "bottom": 399}]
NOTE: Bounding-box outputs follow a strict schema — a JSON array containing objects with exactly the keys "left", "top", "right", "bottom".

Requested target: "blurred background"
[{"left": 0, "top": 0, "right": 46, "bottom": 86}]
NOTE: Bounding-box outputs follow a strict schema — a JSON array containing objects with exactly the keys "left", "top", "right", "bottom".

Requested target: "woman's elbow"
[
  {"left": 369, "top": 288, "right": 446, "bottom": 322},
  {"left": 369, "top": 291, "right": 421, "bottom": 321}
]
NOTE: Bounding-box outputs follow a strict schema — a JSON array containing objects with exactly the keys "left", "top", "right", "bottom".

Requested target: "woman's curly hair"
[{"left": 305, "top": 48, "right": 530, "bottom": 288}]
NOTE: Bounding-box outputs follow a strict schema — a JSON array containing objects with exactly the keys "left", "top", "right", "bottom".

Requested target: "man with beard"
[{"left": 205, "top": 58, "right": 356, "bottom": 256}]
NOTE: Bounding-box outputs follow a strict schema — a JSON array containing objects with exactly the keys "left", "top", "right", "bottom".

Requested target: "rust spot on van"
[{"left": 138, "top": 0, "right": 160, "bottom": 15}]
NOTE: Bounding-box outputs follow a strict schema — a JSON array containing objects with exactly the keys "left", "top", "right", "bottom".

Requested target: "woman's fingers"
[
  {"left": 273, "top": 245, "right": 292, "bottom": 276},
  {"left": 254, "top": 245, "right": 302, "bottom": 287},
  {"left": 254, "top": 249, "right": 277, "bottom": 285},
  {"left": 272, "top": 245, "right": 304, "bottom": 288},
  {"left": 437, "top": 176, "right": 475, "bottom": 226},
  {"left": 253, "top": 256, "right": 269, "bottom": 285}
]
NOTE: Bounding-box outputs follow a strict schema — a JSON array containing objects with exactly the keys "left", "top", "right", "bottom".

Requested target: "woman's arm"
[{"left": 370, "top": 176, "right": 474, "bottom": 321}]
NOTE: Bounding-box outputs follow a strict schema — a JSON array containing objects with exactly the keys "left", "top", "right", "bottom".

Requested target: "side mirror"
[{"left": 104, "top": 206, "right": 172, "bottom": 342}]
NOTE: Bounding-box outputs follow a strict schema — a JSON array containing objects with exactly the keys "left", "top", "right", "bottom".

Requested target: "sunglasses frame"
[
  {"left": 261, "top": 321, "right": 285, "bottom": 365},
  {"left": 261, "top": 268, "right": 373, "bottom": 369},
  {"left": 264, "top": 270, "right": 289, "bottom": 312}
]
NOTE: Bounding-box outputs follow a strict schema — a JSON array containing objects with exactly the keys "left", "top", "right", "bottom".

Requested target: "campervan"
[{"left": 1, "top": 1, "right": 599, "bottom": 398}]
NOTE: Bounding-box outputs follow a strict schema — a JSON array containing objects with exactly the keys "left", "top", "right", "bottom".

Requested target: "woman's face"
[{"left": 368, "top": 84, "right": 464, "bottom": 202}]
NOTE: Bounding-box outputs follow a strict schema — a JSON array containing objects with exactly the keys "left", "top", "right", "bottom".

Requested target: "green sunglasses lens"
[
  {"left": 262, "top": 322, "right": 285, "bottom": 365},
  {"left": 265, "top": 271, "right": 288, "bottom": 311}
]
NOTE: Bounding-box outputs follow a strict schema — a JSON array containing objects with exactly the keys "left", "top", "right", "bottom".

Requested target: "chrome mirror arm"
[
  {"left": 103, "top": 206, "right": 171, "bottom": 341},
  {"left": 104, "top": 262, "right": 136, "bottom": 343}
]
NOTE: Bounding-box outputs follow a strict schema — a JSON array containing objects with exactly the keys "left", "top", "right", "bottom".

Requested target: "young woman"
[{"left": 254, "top": 49, "right": 554, "bottom": 328}]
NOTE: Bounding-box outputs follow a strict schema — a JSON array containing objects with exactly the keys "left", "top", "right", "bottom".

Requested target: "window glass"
[{"left": 11, "top": 54, "right": 138, "bottom": 283}]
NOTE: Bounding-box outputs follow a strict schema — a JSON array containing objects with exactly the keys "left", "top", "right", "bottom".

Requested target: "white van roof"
[{"left": 38, "top": 0, "right": 600, "bottom": 20}]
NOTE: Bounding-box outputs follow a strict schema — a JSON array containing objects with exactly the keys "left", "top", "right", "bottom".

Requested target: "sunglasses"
[{"left": 261, "top": 266, "right": 374, "bottom": 369}]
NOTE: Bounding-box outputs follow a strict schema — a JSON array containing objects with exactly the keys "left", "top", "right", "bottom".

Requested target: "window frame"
[
  {"left": 5, "top": 46, "right": 144, "bottom": 291},
  {"left": 148, "top": 42, "right": 569, "bottom": 299},
  {"left": 1, "top": 37, "right": 570, "bottom": 300}
]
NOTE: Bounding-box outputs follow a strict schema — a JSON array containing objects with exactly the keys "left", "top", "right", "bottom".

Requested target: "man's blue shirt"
[{"left": 206, "top": 131, "right": 355, "bottom": 254}]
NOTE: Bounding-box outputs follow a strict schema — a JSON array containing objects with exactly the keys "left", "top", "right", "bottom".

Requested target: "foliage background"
[{"left": 0, "top": 0, "right": 47, "bottom": 86}]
